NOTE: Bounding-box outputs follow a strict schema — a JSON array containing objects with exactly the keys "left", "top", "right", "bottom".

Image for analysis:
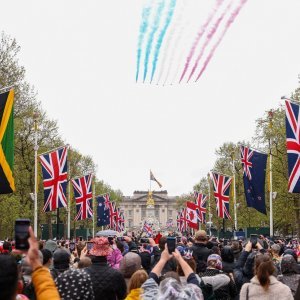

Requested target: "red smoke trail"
[
  {"left": 187, "top": 0, "right": 233, "bottom": 83},
  {"left": 195, "top": 0, "right": 247, "bottom": 82},
  {"left": 179, "top": 0, "right": 224, "bottom": 83}
]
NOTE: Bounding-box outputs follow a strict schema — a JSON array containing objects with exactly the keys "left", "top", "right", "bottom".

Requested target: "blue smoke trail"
[
  {"left": 143, "top": 1, "right": 165, "bottom": 83},
  {"left": 136, "top": 5, "right": 152, "bottom": 82},
  {"left": 150, "top": 0, "right": 177, "bottom": 83}
]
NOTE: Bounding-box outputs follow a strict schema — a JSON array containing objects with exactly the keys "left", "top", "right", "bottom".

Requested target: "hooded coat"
[{"left": 277, "top": 254, "right": 300, "bottom": 297}]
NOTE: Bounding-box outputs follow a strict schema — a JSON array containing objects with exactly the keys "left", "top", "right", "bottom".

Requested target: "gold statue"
[{"left": 146, "top": 191, "right": 155, "bottom": 207}]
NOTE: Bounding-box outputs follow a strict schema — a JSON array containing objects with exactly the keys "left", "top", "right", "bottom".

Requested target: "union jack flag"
[
  {"left": 241, "top": 146, "right": 254, "bottom": 180},
  {"left": 176, "top": 208, "right": 188, "bottom": 232},
  {"left": 108, "top": 201, "right": 118, "bottom": 229},
  {"left": 103, "top": 193, "right": 111, "bottom": 210},
  {"left": 40, "top": 146, "right": 68, "bottom": 212},
  {"left": 166, "top": 219, "right": 173, "bottom": 228},
  {"left": 114, "top": 207, "right": 125, "bottom": 232},
  {"left": 285, "top": 100, "right": 300, "bottom": 193},
  {"left": 211, "top": 172, "right": 232, "bottom": 219},
  {"left": 72, "top": 174, "right": 93, "bottom": 221},
  {"left": 194, "top": 191, "right": 207, "bottom": 223},
  {"left": 143, "top": 221, "right": 153, "bottom": 236}
]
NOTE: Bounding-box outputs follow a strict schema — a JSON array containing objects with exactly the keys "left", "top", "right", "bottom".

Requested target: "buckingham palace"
[{"left": 119, "top": 190, "right": 178, "bottom": 230}]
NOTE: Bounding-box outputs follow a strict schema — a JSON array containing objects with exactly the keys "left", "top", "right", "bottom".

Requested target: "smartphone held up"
[{"left": 15, "top": 219, "right": 30, "bottom": 250}]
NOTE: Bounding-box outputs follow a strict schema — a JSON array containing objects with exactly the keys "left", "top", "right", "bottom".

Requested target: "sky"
[{"left": 1, "top": 0, "right": 300, "bottom": 196}]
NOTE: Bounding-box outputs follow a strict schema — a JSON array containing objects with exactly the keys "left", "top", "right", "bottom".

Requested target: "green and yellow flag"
[{"left": 0, "top": 89, "right": 15, "bottom": 193}]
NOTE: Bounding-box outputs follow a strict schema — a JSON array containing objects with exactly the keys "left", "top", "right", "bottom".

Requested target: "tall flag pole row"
[
  {"left": 37, "top": 145, "right": 125, "bottom": 237},
  {"left": 1, "top": 87, "right": 300, "bottom": 238}
]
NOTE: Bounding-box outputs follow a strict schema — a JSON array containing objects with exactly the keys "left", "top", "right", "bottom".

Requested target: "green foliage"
[{"left": 0, "top": 32, "right": 123, "bottom": 239}]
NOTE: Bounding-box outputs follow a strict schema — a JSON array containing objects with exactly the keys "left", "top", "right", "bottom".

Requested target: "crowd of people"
[{"left": 0, "top": 227, "right": 300, "bottom": 299}]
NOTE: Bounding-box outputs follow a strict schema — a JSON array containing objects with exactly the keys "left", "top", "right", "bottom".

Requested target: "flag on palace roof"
[
  {"left": 150, "top": 170, "right": 162, "bottom": 188},
  {"left": 39, "top": 146, "right": 68, "bottom": 212},
  {"left": 0, "top": 90, "right": 15, "bottom": 194}
]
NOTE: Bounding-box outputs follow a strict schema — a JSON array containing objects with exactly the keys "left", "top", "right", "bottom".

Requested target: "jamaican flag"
[{"left": 0, "top": 90, "right": 15, "bottom": 194}]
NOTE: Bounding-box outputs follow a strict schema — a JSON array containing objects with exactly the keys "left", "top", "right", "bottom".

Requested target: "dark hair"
[
  {"left": 212, "top": 245, "right": 221, "bottom": 255},
  {"left": 163, "top": 271, "right": 181, "bottom": 283},
  {"left": 221, "top": 246, "right": 234, "bottom": 263},
  {"left": 3, "top": 241, "right": 12, "bottom": 252},
  {"left": 116, "top": 241, "right": 124, "bottom": 253},
  {"left": 255, "top": 254, "right": 275, "bottom": 290},
  {"left": 159, "top": 236, "right": 167, "bottom": 250},
  {"left": 41, "top": 249, "right": 53, "bottom": 265},
  {"left": 177, "top": 257, "right": 196, "bottom": 276},
  {"left": 0, "top": 255, "right": 18, "bottom": 300}
]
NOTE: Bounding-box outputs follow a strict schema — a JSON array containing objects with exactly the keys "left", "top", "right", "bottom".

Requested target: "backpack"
[{"left": 199, "top": 280, "right": 216, "bottom": 300}]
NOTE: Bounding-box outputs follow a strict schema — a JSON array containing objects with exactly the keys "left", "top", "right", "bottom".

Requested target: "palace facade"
[{"left": 119, "top": 190, "right": 178, "bottom": 230}]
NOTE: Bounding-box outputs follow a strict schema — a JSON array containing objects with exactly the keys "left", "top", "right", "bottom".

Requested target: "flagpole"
[
  {"left": 232, "top": 154, "right": 238, "bottom": 231},
  {"left": 39, "top": 145, "right": 68, "bottom": 156},
  {"left": 67, "top": 145, "right": 71, "bottom": 240},
  {"left": 269, "top": 143, "right": 273, "bottom": 237},
  {"left": 269, "top": 110, "right": 274, "bottom": 237},
  {"left": 33, "top": 112, "right": 39, "bottom": 237},
  {"left": 92, "top": 175, "right": 96, "bottom": 238},
  {"left": 67, "top": 178, "right": 71, "bottom": 239},
  {"left": 207, "top": 173, "right": 212, "bottom": 236},
  {"left": 149, "top": 170, "right": 152, "bottom": 192}
]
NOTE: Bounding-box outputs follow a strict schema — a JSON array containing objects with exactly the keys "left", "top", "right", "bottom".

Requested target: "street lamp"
[{"left": 33, "top": 112, "right": 39, "bottom": 237}]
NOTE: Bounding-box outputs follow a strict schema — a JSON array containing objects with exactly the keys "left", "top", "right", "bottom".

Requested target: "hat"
[
  {"left": 195, "top": 230, "right": 207, "bottom": 241},
  {"left": 55, "top": 269, "right": 94, "bottom": 299},
  {"left": 207, "top": 254, "right": 222, "bottom": 270},
  {"left": 53, "top": 249, "right": 70, "bottom": 270},
  {"left": 90, "top": 237, "right": 112, "bottom": 257},
  {"left": 45, "top": 240, "right": 57, "bottom": 253}
]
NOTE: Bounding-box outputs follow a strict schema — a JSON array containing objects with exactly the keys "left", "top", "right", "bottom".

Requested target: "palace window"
[{"left": 128, "top": 210, "right": 132, "bottom": 217}]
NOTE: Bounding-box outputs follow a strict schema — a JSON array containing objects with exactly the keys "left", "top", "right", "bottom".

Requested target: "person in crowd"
[
  {"left": 142, "top": 244, "right": 204, "bottom": 299},
  {"left": 9, "top": 227, "right": 61, "bottom": 300},
  {"left": 85, "top": 236, "right": 127, "bottom": 300},
  {"left": 233, "top": 241, "right": 265, "bottom": 293},
  {"left": 176, "top": 250, "right": 197, "bottom": 285},
  {"left": 119, "top": 251, "right": 142, "bottom": 289},
  {"left": 200, "top": 254, "right": 237, "bottom": 299},
  {"left": 40, "top": 249, "right": 52, "bottom": 269},
  {"left": 270, "top": 244, "right": 282, "bottom": 275},
  {"left": 240, "top": 253, "right": 293, "bottom": 300},
  {"left": 55, "top": 267, "right": 95, "bottom": 299},
  {"left": 107, "top": 238, "right": 123, "bottom": 269},
  {"left": 78, "top": 256, "right": 92, "bottom": 269},
  {"left": 189, "top": 230, "right": 213, "bottom": 273},
  {"left": 139, "top": 246, "right": 152, "bottom": 274},
  {"left": 221, "top": 246, "right": 235, "bottom": 274},
  {"left": 50, "top": 248, "right": 71, "bottom": 279},
  {"left": 277, "top": 254, "right": 300, "bottom": 297},
  {"left": 152, "top": 236, "right": 177, "bottom": 274},
  {"left": 125, "top": 269, "right": 148, "bottom": 300},
  {"left": 0, "top": 254, "right": 29, "bottom": 300},
  {"left": 231, "top": 241, "right": 242, "bottom": 262},
  {"left": 44, "top": 239, "right": 57, "bottom": 254}
]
